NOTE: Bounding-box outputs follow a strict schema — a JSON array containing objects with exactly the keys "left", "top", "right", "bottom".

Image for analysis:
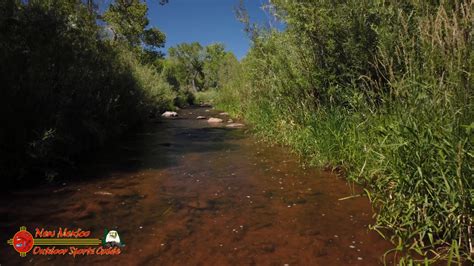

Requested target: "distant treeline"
[
  {"left": 214, "top": 0, "right": 473, "bottom": 263},
  {"left": 0, "top": 0, "right": 239, "bottom": 185},
  {"left": 162, "top": 42, "right": 239, "bottom": 106}
]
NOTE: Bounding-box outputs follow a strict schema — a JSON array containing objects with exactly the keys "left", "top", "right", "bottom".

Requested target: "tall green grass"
[{"left": 216, "top": 0, "right": 473, "bottom": 263}]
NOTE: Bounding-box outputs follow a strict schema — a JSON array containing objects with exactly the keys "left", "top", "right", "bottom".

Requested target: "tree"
[
  {"left": 203, "top": 43, "right": 226, "bottom": 89},
  {"left": 161, "top": 59, "right": 184, "bottom": 91},
  {"left": 168, "top": 42, "right": 205, "bottom": 91},
  {"left": 103, "top": 0, "right": 166, "bottom": 63},
  {"left": 217, "top": 52, "right": 239, "bottom": 88},
  {"left": 141, "top": 27, "right": 166, "bottom": 66},
  {"left": 165, "top": 42, "right": 239, "bottom": 92}
]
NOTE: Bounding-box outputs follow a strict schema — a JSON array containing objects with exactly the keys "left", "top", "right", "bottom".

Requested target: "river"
[{"left": 0, "top": 106, "right": 393, "bottom": 265}]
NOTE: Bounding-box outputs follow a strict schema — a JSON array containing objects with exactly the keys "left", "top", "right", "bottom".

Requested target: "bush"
[
  {"left": 0, "top": 0, "right": 174, "bottom": 184},
  {"left": 194, "top": 90, "right": 218, "bottom": 105},
  {"left": 120, "top": 48, "right": 175, "bottom": 114},
  {"left": 173, "top": 89, "right": 195, "bottom": 108}
]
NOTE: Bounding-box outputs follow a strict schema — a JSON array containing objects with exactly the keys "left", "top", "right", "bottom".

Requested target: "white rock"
[
  {"left": 219, "top": 112, "right": 229, "bottom": 116},
  {"left": 208, "top": 117, "right": 223, "bottom": 123},
  {"left": 226, "top": 123, "right": 245, "bottom": 128},
  {"left": 227, "top": 119, "right": 234, "bottom": 123},
  {"left": 161, "top": 111, "right": 178, "bottom": 117},
  {"left": 94, "top": 191, "right": 113, "bottom": 196},
  {"left": 196, "top": 116, "right": 206, "bottom": 119}
]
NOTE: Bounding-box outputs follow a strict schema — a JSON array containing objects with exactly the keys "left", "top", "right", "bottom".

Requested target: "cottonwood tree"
[
  {"left": 168, "top": 42, "right": 206, "bottom": 92},
  {"left": 103, "top": 0, "right": 166, "bottom": 65},
  {"left": 203, "top": 43, "right": 226, "bottom": 89}
]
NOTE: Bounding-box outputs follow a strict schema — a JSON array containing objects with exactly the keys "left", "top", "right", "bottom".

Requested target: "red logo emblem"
[{"left": 8, "top": 226, "right": 35, "bottom": 256}]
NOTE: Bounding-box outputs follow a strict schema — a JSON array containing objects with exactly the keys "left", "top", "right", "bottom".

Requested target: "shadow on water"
[
  {"left": 0, "top": 107, "right": 242, "bottom": 224},
  {"left": 71, "top": 114, "right": 244, "bottom": 182}
]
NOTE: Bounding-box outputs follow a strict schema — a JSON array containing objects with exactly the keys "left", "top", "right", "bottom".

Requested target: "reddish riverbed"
[{"left": 0, "top": 107, "right": 393, "bottom": 265}]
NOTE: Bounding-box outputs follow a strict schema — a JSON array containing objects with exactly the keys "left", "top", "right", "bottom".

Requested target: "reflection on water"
[{"left": 0, "top": 107, "right": 393, "bottom": 265}]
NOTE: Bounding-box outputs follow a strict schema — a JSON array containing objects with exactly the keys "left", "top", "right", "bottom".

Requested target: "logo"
[
  {"left": 7, "top": 226, "right": 34, "bottom": 257},
  {"left": 7, "top": 226, "right": 123, "bottom": 257},
  {"left": 103, "top": 229, "right": 125, "bottom": 247}
]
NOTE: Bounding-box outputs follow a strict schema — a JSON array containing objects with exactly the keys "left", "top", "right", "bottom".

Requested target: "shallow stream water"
[{"left": 0, "top": 106, "right": 393, "bottom": 265}]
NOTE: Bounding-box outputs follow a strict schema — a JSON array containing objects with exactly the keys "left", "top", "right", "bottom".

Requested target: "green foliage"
[
  {"left": 173, "top": 89, "right": 195, "bottom": 108},
  {"left": 104, "top": 0, "right": 147, "bottom": 46},
  {"left": 0, "top": 0, "right": 174, "bottom": 184},
  {"left": 161, "top": 58, "right": 183, "bottom": 90},
  {"left": 194, "top": 90, "right": 218, "bottom": 105},
  {"left": 142, "top": 27, "right": 166, "bottom": 49},
  {"left": 104, "top": 0, "right": 166, "bottom": 65},
  {"left": 168, "top": 42, "right": 206, "bottom": 91},
  {"left": 120, "top": 47, "right": 175, "bottom": 111},
  {"left": 216, "top": 0, "right": 473, "bottom": 263},
  {"left": 163, "top": 42, "right": 239, "bottom": 106},
  {"left": 104, "top": 0, "right": 144, "bottom": 46},
  {"left": 217, "top": 53, "right": 240, "bottom": 88},
  {"left": 203, "top": 43, "right": 226, "bottom": 89}
]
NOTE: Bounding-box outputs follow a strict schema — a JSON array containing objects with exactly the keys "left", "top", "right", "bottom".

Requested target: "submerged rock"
[
  {"left": 226, "top": 123, "right": 245, "bottom": 128},
  {"left": 94, "top": 191, "right": 113, "bottom": 196},
  {"left": 187, "top": 199, "right": 210, "bottom": 210},
  {"left": 208, "top": 117, "right": 223, "bottom": 123},
  {"left": 162, "top": 111, "right": 178, "bottom": 117}
]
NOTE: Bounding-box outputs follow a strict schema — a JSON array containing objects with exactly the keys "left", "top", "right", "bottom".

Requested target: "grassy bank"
[{"left": 215, "top": 0, "right": 473, "bottom": 263}]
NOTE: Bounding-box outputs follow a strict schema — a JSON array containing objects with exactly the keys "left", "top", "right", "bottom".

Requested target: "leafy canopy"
[{"left": 103, "top": 0, "right": 166, "bottom": 64}]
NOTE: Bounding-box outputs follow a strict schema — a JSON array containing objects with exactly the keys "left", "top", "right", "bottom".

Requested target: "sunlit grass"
[{"left": 215, "top": 1, "right": 473, "bottom": 263}]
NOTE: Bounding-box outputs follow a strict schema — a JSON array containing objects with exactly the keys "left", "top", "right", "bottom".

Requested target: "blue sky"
[{"left": 145, "top": 0, "right": 279, "bottom": 59}]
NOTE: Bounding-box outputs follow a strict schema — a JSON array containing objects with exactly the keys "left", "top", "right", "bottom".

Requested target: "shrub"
[{"left": 0, "top": 0, "right": 174, "bottom": 184}]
